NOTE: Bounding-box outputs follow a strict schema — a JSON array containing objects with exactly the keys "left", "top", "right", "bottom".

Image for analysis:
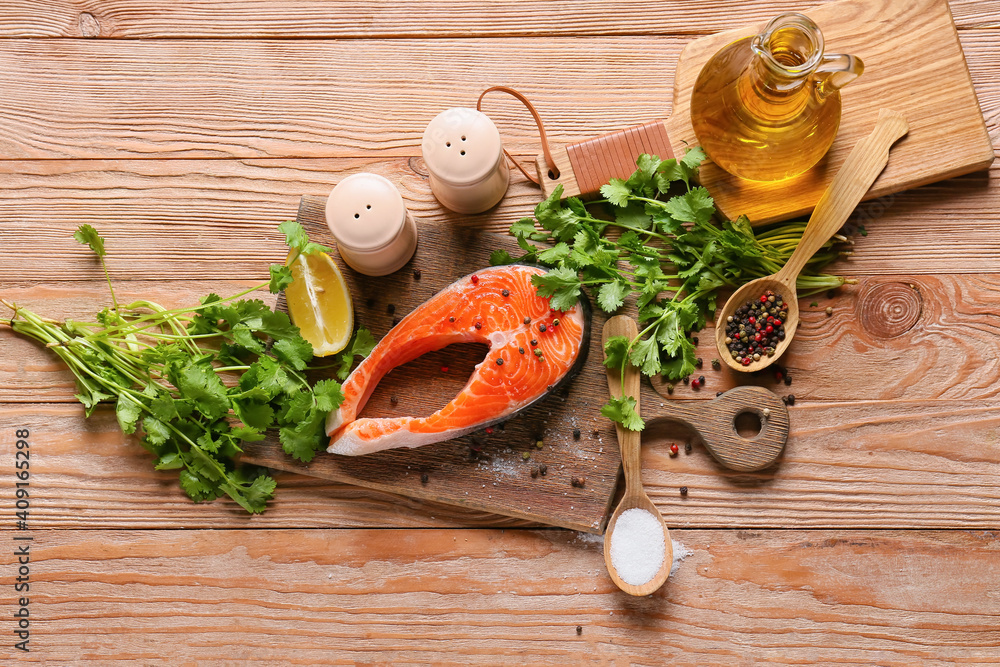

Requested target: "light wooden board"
[
  {"left": 665, "top": 0, "right": 995, "bottom": 224},
  {"left": 0, "top": 528, "right": 996, "bottom": 664}
]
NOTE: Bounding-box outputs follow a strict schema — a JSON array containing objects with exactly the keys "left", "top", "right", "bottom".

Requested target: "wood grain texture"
[
  {"left": 665, "top": 0, "right": 995, "bottom": 224},
  {"left": 0, "top": 0, "right": 995, "bottom": 38},
  {"left": 7, "top": 274, "right": 1000, "bottom": 404},
  {"left": 0, "top": 527, "right": 996, "bottom": 664},
  {"left": 0, "top": 33, "right": 997, "bottom": 160},
  {"left": 5, "top": 396, "right": 1000, "bottom": 530},
  {"left": 0, "top": 160, "right": 998, "bottom": 280}
]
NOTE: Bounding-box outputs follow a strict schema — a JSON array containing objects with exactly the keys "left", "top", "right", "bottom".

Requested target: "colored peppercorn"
[
  {"left": 669, "top": 443, "right": 679, "bottom": 455},
  {"left": 471, "top": 274, "right": 479, "bottom": 284},
  {"left": 502, "top": 289, "right": 510, "bottom": 297}
]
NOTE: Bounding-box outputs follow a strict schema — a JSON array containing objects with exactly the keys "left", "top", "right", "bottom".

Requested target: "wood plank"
[
  {"left": 5, "top": 272, "right": 1000, "bottom": 404},
  {"left": 0, "top": 159, "right": 998, "bottom": 280},
  {"left": 0, "top": 34, "right": 996, "bottom": 160},
  {"left": 5, "top": 396, "right": 1000, "bottom": 529},
  {"left": 0, "top": 1, "right": 995, "bottom": 38},
  {"left": 0, "top": 527, "right": 996, "bottom": 663}
]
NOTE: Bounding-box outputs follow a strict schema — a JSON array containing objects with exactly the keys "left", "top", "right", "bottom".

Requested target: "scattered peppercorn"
[
  {"left": 680, "top": 486, "right": 688, "bottom": 496},
  {"left": 571, "top": 476, "right": 586, "bottom": 488},
  {"left": 783, "top": 394, "right": 796, "bottom": 405},
  {"left": 440, "top": 365, "right": 449, "bottom": 373},
  {"left": 449, "top": 316, "right": 455, "bottom": 323},
  {"left": 387, "top": 303, "right": 396, "bottom": 314},
  {"left": 695, "top": 357, "right": 703, "bottom": 369},
  {"left": 531, "top": 466, "right": 539, "bottom": 478},
  {"left": 699, "top": 375, "right": 706, "bottom": 385},
  {"left": 534, "top": 349, "right": 543, "bottom": 357},
  {"left": 711, "top": 358, "right": 721, "bottom": 370},
  {"left": 413, "top": 268, "right": 422, "bottom": 280},
  {"left": 553, "top": 318, "right": 560, "bottom": 326},
  {"left": 716, "top": 391, "right": 723, "bottom": 397},
  {"left": 576, "top": 625, "right": 583, "bottom": 635},
  {"left": 539, "top": 464, "right": 548, "bottom": 476},
  {"left": 522, "top": 451, "right": 531, "bottom": 460},
  {"left": 530, "top": 339, "right": 538, "bottom": 346},
  {"left": 538, "top": 323, "right": 547, "bottom": 333},
  {"left": 684, "top": 442, "right": 692, "bottom": 453},
  {"left": 471, "top": 274, "right": 479, "bottom": 284},
  {"left": 475, "top": 321, "right": 482, "bottom": 330},
  {"left": 826, "top": 306, "right": 833, "bottom": 316},
  {"left": 667, "top": 384, "right": 674, "bottom": 395},
  {"left": 784, "top": 375, "right": 792, "bottom": 386},
  {"left": 669, "top": 443, "right": 679, "bottom": 455},
  {"left": 421, "top": 473, "right": 429, "bottom": 484},
  {"left": 496, "top": 358, "right": 504, "bottom": 365},
  {"left": 486, "top": 427, "right": 494, "bottom": 435},
  {"left": 519, "top": 347, "right": 525, "bottom": 354},
  {"left": 691, "top": 378, "right": 701, "bottom": 389},
  {"left": 692, "top": 336, "right": 699, "bottom": 346},
  {"left": 390, "top": 395, "right": 398, "bottom": 405},
  {"left": 501, "top": 289, "right": 510, "bottom": 297},
  {"left": 524, "top": 316, "right": 531, "bottom": 324},
  {"left": 536, "top": 440, "right": 544, "bottom": 449},
  {"left": 683, "top": 376, "right": 689, "bottom": 385}
]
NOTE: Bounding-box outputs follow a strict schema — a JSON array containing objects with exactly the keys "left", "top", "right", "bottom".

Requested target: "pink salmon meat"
[{"left": 326, "top": 264, "right": 590, "bottom": 455}]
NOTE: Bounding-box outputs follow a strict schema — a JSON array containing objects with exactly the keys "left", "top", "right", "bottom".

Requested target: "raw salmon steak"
[{"left": 326, "top": 264, "right": 590, "bottom": 455}]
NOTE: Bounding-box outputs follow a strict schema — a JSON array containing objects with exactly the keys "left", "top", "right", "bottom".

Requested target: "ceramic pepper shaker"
[
  {"left": 324, "top": 173, "right": 418, "bottom": 276},
  {"left": 421, "top": 107, "right": 509, "bottom": 214}
]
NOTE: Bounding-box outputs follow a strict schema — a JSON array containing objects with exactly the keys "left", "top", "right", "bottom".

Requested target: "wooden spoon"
[
  {"left": 602, "top": 315, "right": 673, "bottom": 596},
  {"left": 716, "top": 109, "right": 909, "bottom": 373}
]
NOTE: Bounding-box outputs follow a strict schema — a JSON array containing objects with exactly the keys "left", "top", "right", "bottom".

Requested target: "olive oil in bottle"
[{"left": 690, "top": 13, "right": 863, "bottom": 182}]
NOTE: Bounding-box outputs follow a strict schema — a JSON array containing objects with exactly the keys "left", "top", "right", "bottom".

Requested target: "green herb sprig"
[
  {"left": 3, "top": 221, "right": 372, "bottom": 513},
  {"left": 493, "top": 151, "right": 855, "bottom": 430}
]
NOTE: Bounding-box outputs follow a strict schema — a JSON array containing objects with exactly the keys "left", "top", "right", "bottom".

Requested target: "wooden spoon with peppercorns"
[
  {"left": 603, "top": 315, "right": 673, "bottom": 596},
  {"left": 716, "top": 109, "right": 909, "bottom": 373}
]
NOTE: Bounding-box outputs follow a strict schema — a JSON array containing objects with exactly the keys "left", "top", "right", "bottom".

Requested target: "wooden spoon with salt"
[
  {"left": 602, "top": 315, "right": 673, "bottom": 596},
  {"left": 716, "top": 109, "right": 909, "bottom": 373}
]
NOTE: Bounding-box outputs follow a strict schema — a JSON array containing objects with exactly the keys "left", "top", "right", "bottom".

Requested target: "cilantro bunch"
[
  {"left": 493, "top": 150, "right": 854, "bottom": 430},
  {"left": 3, "top": 222, "right": 372, "bottom": 513}
]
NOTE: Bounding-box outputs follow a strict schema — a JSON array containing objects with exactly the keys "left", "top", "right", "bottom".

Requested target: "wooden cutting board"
[
  {"left": 242, "top": 196, "right": 630, "bottom": 533},
  {"left": 540, "top": 0, "right": 994, "bottom": 225}
]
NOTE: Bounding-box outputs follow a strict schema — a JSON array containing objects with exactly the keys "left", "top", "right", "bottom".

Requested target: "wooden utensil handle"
[
  {"left": 648, "top": 386, "right": 789, "bottom": 471},
  {"left": 603, "top": 316, "right": 643, "bottom": 492},
  {"left": 777, "top": 110, "right": 909, "bottom": 282}
]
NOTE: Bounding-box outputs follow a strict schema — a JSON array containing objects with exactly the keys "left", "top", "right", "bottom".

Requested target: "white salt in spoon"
[{"left": 602, "top": 315, "right": 673, "bottom": 596}]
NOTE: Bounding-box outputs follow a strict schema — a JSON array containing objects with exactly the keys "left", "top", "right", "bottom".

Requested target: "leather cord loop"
[{"left": 476, "top": 85, "right": 560, "bottom": 185}]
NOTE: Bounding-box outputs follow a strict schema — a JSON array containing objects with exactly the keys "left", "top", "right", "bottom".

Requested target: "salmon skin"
[{"left": 326, "top": 264, "right": 590, "bottom": 456}]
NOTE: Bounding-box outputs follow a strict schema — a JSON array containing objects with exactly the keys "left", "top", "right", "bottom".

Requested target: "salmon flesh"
[{"left": 326, "top": 264, "right": 590, "bottom": 455}]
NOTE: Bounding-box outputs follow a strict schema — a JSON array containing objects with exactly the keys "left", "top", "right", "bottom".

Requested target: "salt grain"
[{"left": 608, "top": 508, "right": 665, "bottom": 586}]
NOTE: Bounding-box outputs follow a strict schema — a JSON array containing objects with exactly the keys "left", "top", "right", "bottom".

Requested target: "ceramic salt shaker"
[
  {"left": 421, "top": 107, "right": 509, "bottom": 214},
  {"left": 325, "top": 173, "right": 418, "bottom": 276}
]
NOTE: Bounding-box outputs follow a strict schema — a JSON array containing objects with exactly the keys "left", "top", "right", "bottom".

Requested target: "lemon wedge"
[{"left": 284, "top": 251, "right": 354, "bottom": 356}]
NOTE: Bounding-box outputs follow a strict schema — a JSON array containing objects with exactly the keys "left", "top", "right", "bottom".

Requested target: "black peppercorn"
[
  {"left": 576, "top": 626, "right": 583, "bottom": 635},
  {"left": 539, "top": 464, "right": 547, "bottom": 476},
  {"left": 413, "top": 268, "right": 422, "bottom": 280},
  {"left": 420, "top": 473, "right": 429, "bottom": 484},
  {"left": 387, "top": 303, "right": 395, "bottom": 314},
  {"left": 680, "top": 486, "right": 688, "bottom": 496},
  {"left": 573, "top": 428, "right": 581, "bottom": 440}
]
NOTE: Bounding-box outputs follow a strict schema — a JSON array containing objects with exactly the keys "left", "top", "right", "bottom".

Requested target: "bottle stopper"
[
  {"left": 324, "top": 173, "right": 418, "bottom": 277},
  {"left": 421, "top": 107, "right": 509, "bottom": 214}
]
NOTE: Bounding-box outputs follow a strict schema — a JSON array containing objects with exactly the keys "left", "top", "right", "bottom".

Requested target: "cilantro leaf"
[
  {"left": 597, "top": 280, "right": 628, "bottom": 312},
  {"left": 174, "top": 361, "right": 230, "bottom": 421},
  {"left": 272, "top": 335, "right": 313, "bottom": 371},
  {"left": 278, "top": 219, "right": 331, "bottom": 257},
  {"left": 629, "top": 334, "right": 663, "bottom": 376},
  {"left": 601, "top": 396, "right": 645, "bottom": 431},
  {"left": 115, "top": 394, "right": 143, "bottom": 434},
  {"left": 490, "top": 249, "right": 516, "bottom": 266},
  {"left": 600, "top": 178, "right": 631, "bottom": 207},
  {"left": 531, "top": 267, "right": 582, "bottom": 312},
  {"left": 337, "top": 328, "right": 375, "bottom": 380},
  {"left": 664, "top": 187, "right": 715, "bottom": 225},
  {"left": 602, "top": 336, "right": 631, "bottom": 370},
  {"left": 73, "top": 224, "right": 107, "bottom": 257},
  {"left": 269, "top": 264, "right": 293, "bottom": 294},
  {"left": 312, "top": 378, "right": 345, "bottom": 413}
]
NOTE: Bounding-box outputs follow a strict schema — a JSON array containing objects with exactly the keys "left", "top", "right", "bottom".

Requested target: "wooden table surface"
[{"left": 2, "top": 1, "right": 999, "bottom": 664}]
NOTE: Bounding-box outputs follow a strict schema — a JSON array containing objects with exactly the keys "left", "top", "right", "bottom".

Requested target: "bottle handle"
[{"left": 814, "top": 54, "right": 865, "bottom": 98}]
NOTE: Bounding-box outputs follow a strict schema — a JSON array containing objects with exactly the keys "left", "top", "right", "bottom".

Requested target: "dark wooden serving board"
[{"left": 242, "top": 195, "right": 628, "bottom": 533}]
